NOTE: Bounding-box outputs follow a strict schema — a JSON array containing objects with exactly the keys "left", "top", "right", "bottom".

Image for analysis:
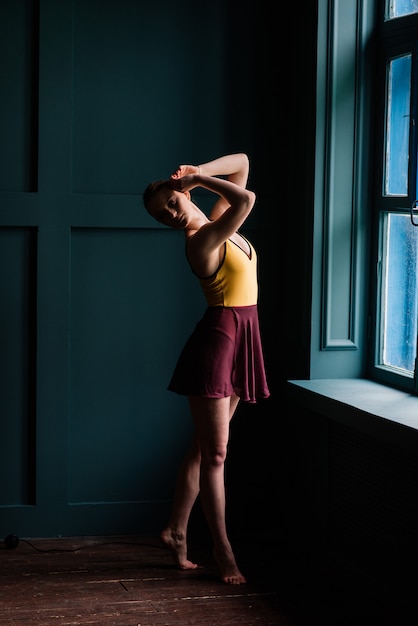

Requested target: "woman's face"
[{"left": 148, "top": 187, "right": 191, "bottom": 229}]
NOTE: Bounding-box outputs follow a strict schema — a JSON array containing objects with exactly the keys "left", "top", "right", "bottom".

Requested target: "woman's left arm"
[{"left": 170, "top": 153, "right": 250, "bottom": 221}]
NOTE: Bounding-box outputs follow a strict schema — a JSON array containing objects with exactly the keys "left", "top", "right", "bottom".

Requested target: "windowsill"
[{"left": 287, "top": 378, "right": 418, "bottom": 450}]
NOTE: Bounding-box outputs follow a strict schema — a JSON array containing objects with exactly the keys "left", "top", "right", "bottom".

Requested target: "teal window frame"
[{"left": 369, "top": 4, "right": 418, "bottom": 392}]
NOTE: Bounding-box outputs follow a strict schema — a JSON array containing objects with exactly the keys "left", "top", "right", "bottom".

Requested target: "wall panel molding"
[
  {"left": 321, "top": 0, "right": 359, "bottom": 350},
  {"left": 0, "top": 228, "right": 37, "bottom": 505},
  {"left": 0, "top": 0, "right": 39, "bottom": 192}
]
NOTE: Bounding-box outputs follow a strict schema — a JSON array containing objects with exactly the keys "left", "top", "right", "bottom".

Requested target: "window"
[
  {"left": 371, "top": 1, "right": 418, "bottom": 390},
  {"left": 387, "top": 0, "right": 418, "bottom": 19}
]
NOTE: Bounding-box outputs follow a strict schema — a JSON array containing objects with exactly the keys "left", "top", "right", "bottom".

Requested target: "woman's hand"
[
  {"left": 170, "top": 164, "right": 199, "bottom": 180},
  {"left": 169, "top": 173, "right": 198, "bottom": 193}
]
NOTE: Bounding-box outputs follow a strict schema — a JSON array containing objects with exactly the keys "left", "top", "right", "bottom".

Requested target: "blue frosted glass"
[
  {"left": 388, "top": 0, "right": 418, "bottom": 18},
  {"left": 385, "top": 55, "right": 411, "bottom": 196},
  {"left": 383, "top": 214, "right": 418, "bottom": 371}
]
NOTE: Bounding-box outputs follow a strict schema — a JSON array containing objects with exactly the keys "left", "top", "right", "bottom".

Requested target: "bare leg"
[
  {"left": 161, "top": 434, "right": 201, "bottom": 570},
  {"left": 190, "top": 394, "right": 246, "bottom": 585}
]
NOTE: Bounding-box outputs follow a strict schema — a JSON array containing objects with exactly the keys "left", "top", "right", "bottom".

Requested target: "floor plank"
[
  {"left": 0, "top": 535, "right": 291, "bottom": 625},
  {"left": 0, "top": 534, "right": 413, "bottom": 625}
]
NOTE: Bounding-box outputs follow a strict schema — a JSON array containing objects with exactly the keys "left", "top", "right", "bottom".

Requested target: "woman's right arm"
[{"left": 170, "top": 170, "right": 255, "bottom": 257}]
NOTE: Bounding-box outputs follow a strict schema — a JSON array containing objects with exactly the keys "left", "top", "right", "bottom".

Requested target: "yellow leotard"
[{"left": 193, "top": 237, "right": 258, "bottom": 307}]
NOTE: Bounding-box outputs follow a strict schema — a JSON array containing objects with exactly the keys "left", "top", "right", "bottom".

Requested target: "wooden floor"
[{"left": 0, "top": 533, "right": 414, "bottom": 625}]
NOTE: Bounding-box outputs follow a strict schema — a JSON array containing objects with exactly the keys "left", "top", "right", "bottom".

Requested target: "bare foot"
[
  {"left": 213, "top": 548, "right": 247, "bottom": 585},
  {"left": 160, "top": 528, "right": 198, "bottom": 570}
]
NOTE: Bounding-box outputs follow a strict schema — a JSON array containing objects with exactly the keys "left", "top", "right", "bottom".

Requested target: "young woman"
[{"left": 143, "top": 153, "right": 270, "bottom": 585}]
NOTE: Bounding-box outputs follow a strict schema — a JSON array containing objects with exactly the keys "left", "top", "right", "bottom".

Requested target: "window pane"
[
  {"left": 387, "top": 0, "right": 418, "bottom": 18},
  {"left": 385, "top": 55, "right": 411, "bottom": 196},
  {"left": 380, "top": 213, "right": 418, "bottom": 372}
]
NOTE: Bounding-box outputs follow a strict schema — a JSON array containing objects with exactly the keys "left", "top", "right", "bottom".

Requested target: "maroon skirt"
[{"left": 168, "top": 305, "right": 270, "bottom": 404}]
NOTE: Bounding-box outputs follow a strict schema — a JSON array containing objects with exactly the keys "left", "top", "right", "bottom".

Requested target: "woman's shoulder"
[{"left": 185, "top": 231, "right": 225, "bottom": 278}]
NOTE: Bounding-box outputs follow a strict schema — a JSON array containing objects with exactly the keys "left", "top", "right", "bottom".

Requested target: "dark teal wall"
[{"left": 0, "top": 0, "right": 280, "bottom": 538}]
